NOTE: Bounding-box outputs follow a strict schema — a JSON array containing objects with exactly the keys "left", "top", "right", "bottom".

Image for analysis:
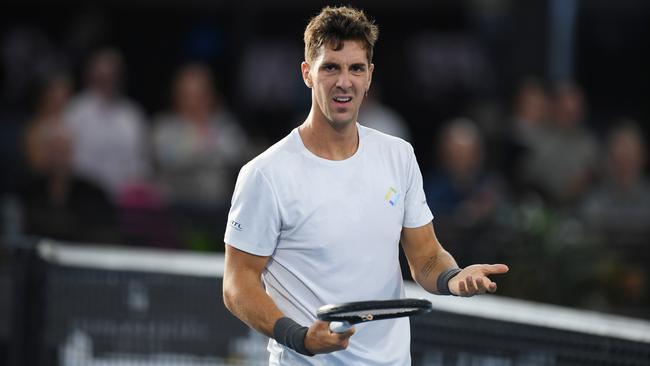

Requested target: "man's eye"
[
  {"left": 351, "top": 65, "right": 366, "bottom": 73},
  {"left": 324, "top": 64, "right": 337, "bottom": 71}
]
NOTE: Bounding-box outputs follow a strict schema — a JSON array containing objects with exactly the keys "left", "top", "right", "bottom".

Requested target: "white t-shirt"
[{"left": 224, "top": 124, "right": 433, "bottom": 365}]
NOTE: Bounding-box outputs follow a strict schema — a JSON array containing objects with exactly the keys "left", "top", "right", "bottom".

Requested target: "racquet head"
[{"left": 317, "top": 298, "right": 432, "bottom": 333}]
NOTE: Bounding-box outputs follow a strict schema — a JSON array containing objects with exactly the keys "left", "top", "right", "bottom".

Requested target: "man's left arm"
[{"left": 400, "top": 222, "right": 508, "bottom": 296}]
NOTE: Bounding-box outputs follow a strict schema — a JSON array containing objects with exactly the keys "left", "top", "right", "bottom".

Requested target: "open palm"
[{"left": 449, "top": 264, "right": 509, "bottom": 297}]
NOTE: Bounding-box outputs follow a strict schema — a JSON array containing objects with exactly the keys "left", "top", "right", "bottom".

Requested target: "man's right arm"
[
  {"left": 222, "top": 244, "right": 355, "bottom": 354},
  {"left": 222, "top": 244, "right": 284, "bottom": 336}
]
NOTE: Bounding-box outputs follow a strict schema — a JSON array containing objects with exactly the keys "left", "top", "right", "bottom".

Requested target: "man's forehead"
[{"left": 315, "top": 39, "right": 369, "bottom": 63}]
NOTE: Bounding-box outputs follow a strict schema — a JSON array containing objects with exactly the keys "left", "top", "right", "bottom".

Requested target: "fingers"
[
  {"left": 451, "top": 263, "right": 508, "bottom": 296},
  {"left": 305, "top": 321, "right": 355, "bottom": 354},
  {"left": 332, "top": 324, "right": 355, "bottom": 339},
  {"left": 325, "top": 327, "right": 353, "bottom": 350},
  {"left": 475, "top": 277, "right": 487, "bottom": 294},
  {"left": 488, "top": 282, "right": 498, "bottom": 293},
  {"left": 329, "top": 321, "right": 353, "bottom": 333},
  {"left": 458, "top": 277, "right": 467, "bottom": 296},
  {"left": 466, "top": 275, "right": 478, "bottom": 294},
  {"left": 483, "top": 264, "right": 509, "bottom": 274},
  {"left": 457, "top": 275, "right": 495, "bottom": 296},
  {"left": 476, "top": 277, "right": 499, "bottom": 293},
  {"left": 456, "top": 276, "right": 476, "bottom": 296},
  {"left": 328, "top": 323, "right": 354, "bottom": 351}
]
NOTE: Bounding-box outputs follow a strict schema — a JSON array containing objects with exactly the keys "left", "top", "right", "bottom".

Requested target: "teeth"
[{"left": 333, "top": 96, "right": 352, "bottom": 102}]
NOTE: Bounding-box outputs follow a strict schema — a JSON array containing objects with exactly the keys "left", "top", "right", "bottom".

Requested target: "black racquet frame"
[{"left": 317, "top": 298, "right": 432, "bottom": 326}]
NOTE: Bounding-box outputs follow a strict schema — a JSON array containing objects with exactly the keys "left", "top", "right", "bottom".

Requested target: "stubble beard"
[
  {"left": 321, "top": 99, "right": 360, "bottom": 132},
  {"left": 326, "top": 114, "right": 357, "bottom": 132}
]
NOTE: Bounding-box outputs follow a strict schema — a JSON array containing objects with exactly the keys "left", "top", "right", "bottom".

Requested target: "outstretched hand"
[{"left": 449, "top": 264, "right": 509, "bottom": 297}]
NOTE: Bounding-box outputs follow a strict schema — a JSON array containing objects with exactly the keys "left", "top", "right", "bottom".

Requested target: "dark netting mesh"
[
  {"left": 410, "top": 309, "right": 650, "bottom": 366},
  {"left": 0, "top": 264, "right": 11, "bottom": 361},
  {"left": 36, "top": 262, "right": 253, "bottom": 365},
  {"left": 19, "top": 242, "right": 650, "bottom": 366}
]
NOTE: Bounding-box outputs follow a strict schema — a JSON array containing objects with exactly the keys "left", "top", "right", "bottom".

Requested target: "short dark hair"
[{"left": 303, "top": 6, "right": 379, "bottom": 64}]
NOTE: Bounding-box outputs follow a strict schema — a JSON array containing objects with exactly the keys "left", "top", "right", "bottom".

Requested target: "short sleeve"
[
  {"left": 224, "top": 164, "right": 280, "bottom": 256},
  {"left": 403, "top": 144, "right": 434, "bottom": 228}
]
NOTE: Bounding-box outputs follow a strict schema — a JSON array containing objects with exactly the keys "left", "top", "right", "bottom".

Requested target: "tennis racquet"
[{"left": 317, "top": 298, "right": 432, "bottom": 333}]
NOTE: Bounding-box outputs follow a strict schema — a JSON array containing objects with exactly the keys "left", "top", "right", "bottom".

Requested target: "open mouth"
[{"left": 332, "top": 96, "right": 352, "bottom": 104}]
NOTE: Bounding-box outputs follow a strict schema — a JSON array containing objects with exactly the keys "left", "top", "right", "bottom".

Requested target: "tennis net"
[{"left": 10, "top": 240, "right": 650, "bottom": 365}]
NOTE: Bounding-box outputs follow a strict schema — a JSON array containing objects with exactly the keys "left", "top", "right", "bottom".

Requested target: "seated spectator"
[
  {"left": 64, "top": 47, "right": 150, "bottom": 198},
  {"left": 24, "top": 75, "right": 74, "bottom": 176},
  {"left": 424, "top": 118, "right": 504, "bottom": 226},
  {"left": 510, "top": 77, "right": 550, "bottom": 147},
  {"left": 19, "top": 76, "right": 118, "bottom": 243},
  {"left": 581, "top": 121, "right": 650, "bottom": 245},
  {"left": 580, "top": 122, "right": 650, "bottom": 317},
  {"left": 521, "top": 82, "right": 598, "bottom": 206},
  {"left": 152, "top": 63, "right": 250, "bottom": 207},
  {"left": 503, "top": 78, "right": 551, "bottom": 195}
]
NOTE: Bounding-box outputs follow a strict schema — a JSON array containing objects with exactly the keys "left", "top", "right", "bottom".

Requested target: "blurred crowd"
[
  {"left": 1, "top": 46, "right": 256, "bottom": 251},
  {"left": 1, "top": 41, "right": 649, "bottom": 319},
  {"left": 423, "top": 79, "right": 650, "bottom": 318}
]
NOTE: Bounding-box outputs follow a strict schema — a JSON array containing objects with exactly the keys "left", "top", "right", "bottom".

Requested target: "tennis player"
[{"left": 223, "top": 6, "right": 508, "bottom": 365}]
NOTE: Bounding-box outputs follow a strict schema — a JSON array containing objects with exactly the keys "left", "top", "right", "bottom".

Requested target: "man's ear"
[
  {"left": 367, "top": 63, "right": 375, "bottom": 92},
  {"left": 301, "top": 61, "right": 312, "bottom": 88}
]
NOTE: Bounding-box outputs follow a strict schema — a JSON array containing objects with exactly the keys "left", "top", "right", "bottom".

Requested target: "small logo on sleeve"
[
  {"left": 230, "top": 220, "right": 243, "bottom": 231},
  {"left": 384, "top": 186, "right": 401, "bottom": 206}
]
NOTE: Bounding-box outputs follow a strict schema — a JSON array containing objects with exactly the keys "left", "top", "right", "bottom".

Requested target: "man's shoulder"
[
  {"left": 361, "top": 125, "right": 414, "bottom": 156},
  {"left": 240, "top": 130, "right": 299, "bottom": 175}
]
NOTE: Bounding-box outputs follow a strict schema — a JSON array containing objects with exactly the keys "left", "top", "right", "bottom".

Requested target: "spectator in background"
[
  {"left": 1, "top": 27, "right": 68, "bottom": 193},
  {"left": 152, "top": 63, "right": 250, "bottom": 207},
  {"left": 497, "top": 78, "right": 550, "bottom": 196},
  {"left": 24, "top": 75, "right": 74, "bottom": 176},
  {"left": 511, "top": 78, "right": 549, "bottom": 146},
  {"left": 580, "top": 121, "right": 650, "bottom": 317},
  {"left": 425, "top": 118, "right": 504, "bottom": 226},
  {"left": 358, "top": 85, "right": 411, "bottom": 141},
  {"left": 19, "top": 76, "right": 118, "bottom": 243},
  {"left": 504, "top": 78, "right": 550, "bottom": 195},
  {"left": 64, "top": 47, "right": 150, "bottom": 199},
  {"left": 581, "top": 121, "right": 650, "bottom": 244},
  {"left": 521, "top": 82, "right": 598, "bottom": 206}
]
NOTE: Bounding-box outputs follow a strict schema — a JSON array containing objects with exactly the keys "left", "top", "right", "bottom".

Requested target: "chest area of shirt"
[{"left": 276, "top": 161, "right": 406, "bottom": 230}]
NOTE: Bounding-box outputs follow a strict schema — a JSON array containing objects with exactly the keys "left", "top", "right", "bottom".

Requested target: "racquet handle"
[{"left": 329, "top": 321, "right": 352, "bottom": 333}]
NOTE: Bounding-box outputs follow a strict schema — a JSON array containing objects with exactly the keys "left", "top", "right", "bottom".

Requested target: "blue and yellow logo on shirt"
[{"left": 384, "top": 186, "right": 400, "bottom": 206}]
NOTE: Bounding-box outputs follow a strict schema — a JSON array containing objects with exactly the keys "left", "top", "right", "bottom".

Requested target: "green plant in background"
[
  {"left": 497, "top": 197, "right": 612, "bottom": 310},
  {"left": 183, "top": 228, "right": 219, "bottom": 252}
]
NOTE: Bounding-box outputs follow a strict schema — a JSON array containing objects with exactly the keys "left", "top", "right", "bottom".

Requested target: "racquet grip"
[{"left": 329, "top": 321, "right": 352, "bottom": 333}]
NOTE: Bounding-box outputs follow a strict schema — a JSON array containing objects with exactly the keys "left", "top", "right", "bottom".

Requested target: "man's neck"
[{"left": 299, "top": 110, "right": 359, "bottom": 161}]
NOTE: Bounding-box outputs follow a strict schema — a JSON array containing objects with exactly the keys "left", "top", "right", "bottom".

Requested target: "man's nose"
[{"left": 336, "top": 70, "right": 353, "bottom": 90}]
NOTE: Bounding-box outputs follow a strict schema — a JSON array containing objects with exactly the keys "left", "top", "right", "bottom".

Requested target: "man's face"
[{"left": 302, "top": 40, "right": 374, "bottom": 128}]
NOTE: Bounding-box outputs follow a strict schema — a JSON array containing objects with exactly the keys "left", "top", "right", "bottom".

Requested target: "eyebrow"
[{"left": 320, "top": 61, "right": 368, "bottom": 69}]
